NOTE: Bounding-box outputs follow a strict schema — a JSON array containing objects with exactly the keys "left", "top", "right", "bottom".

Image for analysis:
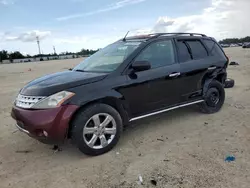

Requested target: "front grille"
[{"left": 15, "top": 94, "right": 45, "bottom": 109}]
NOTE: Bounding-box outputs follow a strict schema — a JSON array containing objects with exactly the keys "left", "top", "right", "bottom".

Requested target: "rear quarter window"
[{"left": 203, "top": 39, "right": 226, "bottom": 58}]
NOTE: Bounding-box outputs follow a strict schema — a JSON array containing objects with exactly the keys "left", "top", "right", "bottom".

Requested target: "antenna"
[{"left": 123, "top": 31, "right": 130, "bottom": 41}]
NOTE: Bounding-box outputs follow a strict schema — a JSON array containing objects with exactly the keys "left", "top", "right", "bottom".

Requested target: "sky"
[{"left": 0, "top": 0, "right": 249, "bottom": 55}]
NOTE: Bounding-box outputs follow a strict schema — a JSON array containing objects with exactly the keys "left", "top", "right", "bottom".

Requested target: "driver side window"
[{"left": 135, "top": 40, "right": 175, "bottom": 69}]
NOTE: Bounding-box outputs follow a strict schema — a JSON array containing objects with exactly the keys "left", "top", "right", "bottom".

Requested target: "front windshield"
[{"left": 73, "top": 41, "right": 141, "bottom": 72}]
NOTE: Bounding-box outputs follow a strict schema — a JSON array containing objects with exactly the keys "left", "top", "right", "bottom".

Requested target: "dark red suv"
[{"left": 11, "top": 33, "right": 228, "bottom": 155}]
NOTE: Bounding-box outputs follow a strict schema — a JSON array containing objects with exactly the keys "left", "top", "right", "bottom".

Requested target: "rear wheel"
[
  {"left": 200, "top": 80, "right": 225, "bottom": 114},
  {"left": 71, "top": 104, "right": 122, "bottom": 156}
]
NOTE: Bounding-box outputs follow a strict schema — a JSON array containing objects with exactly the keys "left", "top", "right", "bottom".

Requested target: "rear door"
[{"left": 176, "top": 39, "right": 210, "bottom": 102}]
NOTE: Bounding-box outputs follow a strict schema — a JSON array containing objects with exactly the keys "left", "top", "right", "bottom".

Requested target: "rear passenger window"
[
  {"left": 186, "top": 40, "right": 208, "bottom": 59},
  {"left": 203, "top": 39, "right": 226, "bottom": 58},
  {"left": 177, "top": 41, "right": 191, "bottom": 62}
]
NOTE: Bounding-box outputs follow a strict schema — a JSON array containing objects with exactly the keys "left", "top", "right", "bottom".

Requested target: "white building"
[{"left": 1, "top": 54, "right": 80, "bottom": 64}]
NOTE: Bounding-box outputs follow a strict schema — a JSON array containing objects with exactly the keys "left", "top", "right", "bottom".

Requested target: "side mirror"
[{"left": 131, "top": 61, "right": 151, "bottom": 72}]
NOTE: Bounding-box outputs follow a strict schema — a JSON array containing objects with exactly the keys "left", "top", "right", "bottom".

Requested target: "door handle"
[
  {"left": 169, "top": 72, "right": 181, "bottom": 77},
  {"left": 208, "top": 66, "right": 216, "bottom": 70}
]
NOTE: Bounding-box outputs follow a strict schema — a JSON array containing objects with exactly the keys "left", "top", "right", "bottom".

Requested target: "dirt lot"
[{"left": 0, "top": 48, "right": 250, "bottom": 188}]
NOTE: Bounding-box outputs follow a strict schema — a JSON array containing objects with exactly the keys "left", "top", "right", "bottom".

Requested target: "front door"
[{"left": 121, "top": 39, "right": 182, "bottom": 117}]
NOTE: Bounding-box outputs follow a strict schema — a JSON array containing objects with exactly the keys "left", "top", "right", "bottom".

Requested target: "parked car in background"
[
  {"left": 242, "top": 43, "right": 250, "bottom": 48},
  {"left": 11, "top": 33, "right": 229, "bottom": 156},
  {"left": 220, "top": 44, "right": 230, "bottom": 48},
  {"left": 230, "top": 44, "right": 239, "bottom": 47}
]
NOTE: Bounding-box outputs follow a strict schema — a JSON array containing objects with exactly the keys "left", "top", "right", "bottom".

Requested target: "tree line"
[
  {"left": 0, "top": 48, "right": 98, "bottom": 62},
  {"left": 219, "top": 36, "right": 250, "bottom": 44},
  {"left": 3, "top": 36, "right": 250, "bottom": 61}
]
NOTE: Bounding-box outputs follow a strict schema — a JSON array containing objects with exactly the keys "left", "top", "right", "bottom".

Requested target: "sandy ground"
[{"left": 0, "top": 48, "right": 250, "bottom": 188}]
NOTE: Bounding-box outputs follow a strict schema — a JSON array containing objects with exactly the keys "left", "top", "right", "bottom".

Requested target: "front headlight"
[{"left": 32, "top": 91, "right": 75, "bottom": 109}]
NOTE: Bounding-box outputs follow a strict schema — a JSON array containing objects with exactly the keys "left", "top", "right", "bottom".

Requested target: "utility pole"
[
  {"left": 53, "top": 46, "right": 56, "bottom": 55},
  {"left": 36, "top": 36, "right": 41, "bottom": 55}
]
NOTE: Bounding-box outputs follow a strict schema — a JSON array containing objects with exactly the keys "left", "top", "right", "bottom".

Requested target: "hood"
[{"left": 20, "top": 71, "right": 107, "bottom": 96}]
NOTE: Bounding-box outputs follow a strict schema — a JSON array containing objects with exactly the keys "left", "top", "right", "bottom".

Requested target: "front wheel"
[
  {"left": 71, "top": 104, "right": 122, "bottom": 156},
  {"left": 199, "top": 80, "right": 225, "bottom": 114}
]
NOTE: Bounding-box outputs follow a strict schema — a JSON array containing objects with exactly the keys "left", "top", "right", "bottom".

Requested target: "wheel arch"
[
  {"left": 215, "top": 72, "right": 227, "bottom": 84},
  {"left": 201, "top": 68, "right": 227, "bottom": 96},
  {"left": 67, "top": 96, "right": 130, "bottom": 138}
]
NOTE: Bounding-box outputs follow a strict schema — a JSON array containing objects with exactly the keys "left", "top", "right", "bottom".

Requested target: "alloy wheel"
[{"left": 83, "top": 113, "right": 117, "bottom": 149}]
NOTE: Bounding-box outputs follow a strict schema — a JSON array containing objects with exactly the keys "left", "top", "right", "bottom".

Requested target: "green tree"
[
  {"left": 8, "top": 51, "right": 25, "bottom": 60},
  {"left": 0, "top": 50, "right": 8, "bottom": 62},
  {"left": 219, "top": 36, "right": 250, "bottom": 44},
  {"left": 78, "top": 48, "right": 98, "bottom": 56}
]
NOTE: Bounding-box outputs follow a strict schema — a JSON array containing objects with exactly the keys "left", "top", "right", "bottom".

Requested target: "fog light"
[{"left": 43, "top": 131, "right": 48, "bottom": 137}]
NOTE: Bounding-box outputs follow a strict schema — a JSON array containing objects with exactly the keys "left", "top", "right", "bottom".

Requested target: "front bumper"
[{"left": 11, "top": 105, "right": 79, "bottom": 145}]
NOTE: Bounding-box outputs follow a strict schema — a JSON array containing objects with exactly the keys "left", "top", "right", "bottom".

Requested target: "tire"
[
  {"left": 224, "top": 78, "right": 235, "bottom": 88},
  {"left": 71, "top": 103, "right": 123, "bottom": 156},
  {"left": 200, "top": 80, "right": 225, "bottom": 114}
]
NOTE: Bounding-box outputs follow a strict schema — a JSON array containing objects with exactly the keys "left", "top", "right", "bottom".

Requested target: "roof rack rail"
[{"left": 148, "top": 32, "right": 207, "bottom": 40}]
